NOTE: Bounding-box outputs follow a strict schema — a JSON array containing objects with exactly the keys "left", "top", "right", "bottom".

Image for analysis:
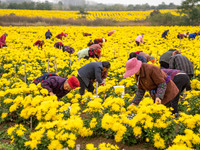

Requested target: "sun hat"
[
  {"left": 68, "top": 76, "right": 80, "bottom": 89},
  {"left": 150, "top": 56, "right": 155, "bottom": 62},
  {"left": 124, "top": 58, "right": 142, "bottom": 78}
]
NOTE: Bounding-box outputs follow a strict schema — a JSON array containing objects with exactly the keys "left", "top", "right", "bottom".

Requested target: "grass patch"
[
  {"left": 0, "top": 142, "right": 14, "bottom": 150},
  {"left": 0, "top": 14, "right": 117, "bottom": 26}
]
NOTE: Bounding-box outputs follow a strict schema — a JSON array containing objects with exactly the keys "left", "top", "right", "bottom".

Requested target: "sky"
[
  {"left": 87, "top": 0, "right": 183, "bottom": 6},
  {"left": 33, "top": 0, "right": 183, "bottom": 6}
]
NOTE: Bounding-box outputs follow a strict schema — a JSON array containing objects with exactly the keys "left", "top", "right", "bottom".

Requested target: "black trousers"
[
  {"left": 169, "top": 74, "right": 191, "bottom": 114},
  {"left": 46, "top": 36, "right": 51, "bottom": 39},
  {"left": 77, "top": 75, "right": 94, "bottom": 95},
  {"left": 160, "top": 61, "right": 169, "bottom": 69},
  {"left": 135, "top": 41, "right": 140, "bottom": 46}
]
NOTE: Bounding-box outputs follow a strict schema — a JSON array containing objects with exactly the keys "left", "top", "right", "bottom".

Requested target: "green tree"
[
  {"left": 58, "top": 1, "right": 63, "bottom": 10},
  {"left": 127, "top": 4, "right": 134, "bottom": 10},
  {"left": 178, "top": 0, "right": 200, "bottom": 25}
]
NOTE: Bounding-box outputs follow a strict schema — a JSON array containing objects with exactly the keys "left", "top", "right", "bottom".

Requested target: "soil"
[
  {"left": 0, "top": 122, "right": 155, "bottom": 150},
  {"left": 76, "top": 136, "right": 155, "bottom": 150}
]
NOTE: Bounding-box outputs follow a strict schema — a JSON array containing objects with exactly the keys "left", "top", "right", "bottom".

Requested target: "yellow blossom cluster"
[
  {"left": 0, "top": 9, "right": 179, "bottom": 21},
  {"left": 0, "top": 25, "right": 200, "bottom": 149},
  {"left": 86, "top": 143, "right": 120, "bottom": 150},
  {"left": 103, "top": 96, "right": 126, "bottom": 113},
  {"left": 101, "top": 113, "right": 127, "bottom": 142},
  {"left": 83, "top": 97, "right": 103, "bottom": 114},
  {"left": 7, "top": 124, "right": 27, "bottom": 137}
]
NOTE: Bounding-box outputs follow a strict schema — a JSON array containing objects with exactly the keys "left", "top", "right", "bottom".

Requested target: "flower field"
[
  {"left": 0, "top": 9, "right": 179, "bottom": 21},
  {"left": 0, "top": 26, "right": 200, "bottom": 150}
]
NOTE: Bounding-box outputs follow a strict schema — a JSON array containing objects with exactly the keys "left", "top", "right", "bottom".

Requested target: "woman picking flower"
[{"left": 124, "top": 58, "right": 179, "bottom": 110}]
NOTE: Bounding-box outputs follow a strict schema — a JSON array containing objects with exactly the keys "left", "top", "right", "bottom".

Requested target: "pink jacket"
[
  {"left": 135, "top": 35, "right": 143, "bottom": 43},
  {"left": 108, "top": 30, "right": 115, "bottom": 36},
  {"left": 0, "top": 34, "right": 6, "bottom": 44},
  {"left": 89, "top": 44, "right": 101, "bottom": 50}
]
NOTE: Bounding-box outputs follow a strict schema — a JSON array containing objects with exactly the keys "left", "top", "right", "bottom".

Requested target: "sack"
[
  {"left": 33, "top": 73, "right": 57, "bottom": 85},
  {"left": 63, "top": 46, "right": 75, "bottom": 54}
]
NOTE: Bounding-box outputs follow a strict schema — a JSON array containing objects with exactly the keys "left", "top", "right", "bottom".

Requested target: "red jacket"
[
  {"left": 178, "top": 34, "right": 187, "bottom": 39},
  {"left": 83, "top": 33, "right": 91, "bottom": 36},
  {"left": 33, "top": 40, "right": 43, "bottom": 49},
  {"left": 0, "top": 34, "right": 6, "bottom": 44},
  {"left": 56, "top": 33, "right": 63, "bottom": 40},
  {"left": 56, "top": 33, "right": 67, "bottom": 40},
  {"left": 108, "top": 30, "right": 115, "bottom": 36}
]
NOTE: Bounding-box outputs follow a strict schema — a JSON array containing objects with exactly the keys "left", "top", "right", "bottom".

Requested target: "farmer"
[
  {"left": 169, "top": 53, "right": 194, "bottom": 80},
  {"left": 177, "top": 32, "right": 189, "bottom": 39},
  {"left": 35, "top": 73, "right": 79, "bottom": 100},
  {"left": 162, "top": 30, "right": 169, "bottom": 39},
  {"left": 0, "top": 33, "right": 8, "bottom": 48},
  {"left": 77, "top": 61, "right": 111, "bottom": 95},
  {"left": 188, "top": 33, "right": 197, "bottom": 40},
  {"left": 56, "top": 32, "right": 68, "bottom": 40},
  {"left": 162, "top": 68, "right": 191, "bottom": 115},
  {"left": 94, "top": 38, "right": 107, "bottom": 44},
  {"left": 108, "top": 30, "right": 115, "bottom": 36},
  {"left": 159, "top": 49, "right": 178, "bottom": 69},
  {"left": 135, "top": 33, "right": 144, "bottom": 46},
  {"left": 128, "top": 52, "right": 147, "bottom": 63},
  {"left": 89, "top": 43, "right": 103, "bottom": 50},
  {"left": 33, "top": 40, "right": 44, "bottom": 50},
  {"left": 124, "top": 58, "right": 179, "bottom": 110},
  {"left": 77, "top": 48, "right": 101, "bottom": 60},
  {"left": 83, "top": 33, "right": 92, "bottom": 36},
  {"left": 45, "top": 29, "right": 52, "bottom": 39},
  {"left": 135, "top": 51, "right": 155, "bottom": 63},
  {"left": 63, "top": 46, "right": 75, "bottom": 54},
  {"left": 87, "top": 40, "right": 94, "bottom": 47},
  {"left": 54, "top": 42, "right": 64, "bottom": 49}
]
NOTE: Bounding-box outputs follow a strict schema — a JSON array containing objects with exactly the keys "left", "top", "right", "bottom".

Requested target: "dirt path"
[{"left": 76, "top": 136, "right": 155, "bottom": 150}]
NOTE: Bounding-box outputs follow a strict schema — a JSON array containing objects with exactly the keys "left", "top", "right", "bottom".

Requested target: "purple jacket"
[{"left": 41, "top": 76, "right": 69, "bottom": 100}]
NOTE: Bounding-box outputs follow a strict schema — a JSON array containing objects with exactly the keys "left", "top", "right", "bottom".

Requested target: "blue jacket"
[
  {"left": 45, "top": 31, "right": 52, "bottom": 37},
  {"left": 188, "top": 33, "right": 196, "bottom": 39},
  {"left": 162, "top": 30, "right": 169, "bottom": 38},
  {"left": 137, "top": 55, "right": 147, "bottom": 63}
]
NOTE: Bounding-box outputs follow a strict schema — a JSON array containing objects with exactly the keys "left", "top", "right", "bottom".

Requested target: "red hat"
[
  {"left": 96, "top": 49, "right": 101, "bottom": 55},
  {"left": 105, "top": 39, "right": 107, "bottom": 42},
  {"left": 59, "top": 42, "right": 63, "bottom": 46},
  {"left": 48, "top": 29, "right": 50, "bottom": 31},
  {"left": 68, "top": 76, "right": 80, "bottom": 89}
]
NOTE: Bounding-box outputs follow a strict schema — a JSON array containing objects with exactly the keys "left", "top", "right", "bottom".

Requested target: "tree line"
[{"left": 0, "top": 1, "right": 178, "bottom": 11}]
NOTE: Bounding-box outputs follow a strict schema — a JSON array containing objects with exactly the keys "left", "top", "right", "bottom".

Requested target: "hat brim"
[{"left": 124, "top": 60, "right": 142, "bottom": 78}]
